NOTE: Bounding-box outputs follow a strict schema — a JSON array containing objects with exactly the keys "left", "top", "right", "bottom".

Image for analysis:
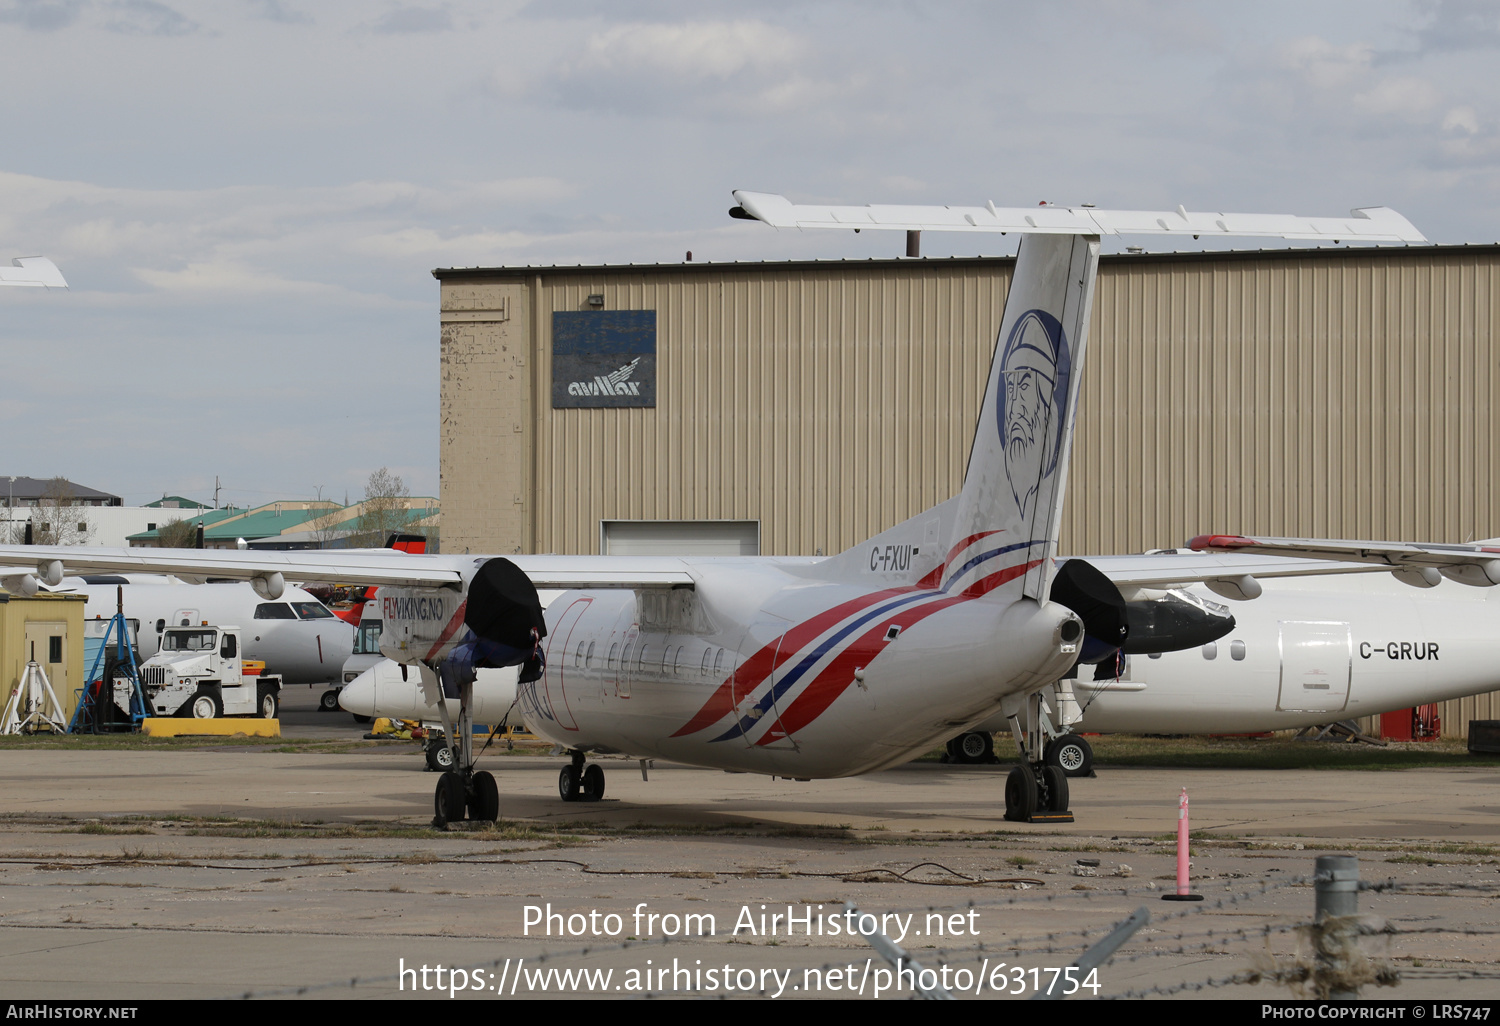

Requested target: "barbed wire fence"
[{"left": 153, "top": 850, "right": 1500, "bottom": 999}]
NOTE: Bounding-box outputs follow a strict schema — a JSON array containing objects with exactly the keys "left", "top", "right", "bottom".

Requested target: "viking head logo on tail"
[{"left": 996, "top": 309, "right": 1071, "bottom": 521}]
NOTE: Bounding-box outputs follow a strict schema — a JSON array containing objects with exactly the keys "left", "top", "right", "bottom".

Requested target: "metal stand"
[
  {"left": 69, "top": 588, "right": 147, "bottom": 733},
  {"left": 1, "top": 654, "right": 67, "bottom": 735}
]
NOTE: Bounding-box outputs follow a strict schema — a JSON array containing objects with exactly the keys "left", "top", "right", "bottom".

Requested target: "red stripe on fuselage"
[
  {"left": 758, "top": 559, "right": 1042, "bottom": 744},
  {"left": 671, "top": 532, "right": 1016, "bottom": 739},
  {"left": 423, "top": 600, "right": 469, "bottom": 663},
  {"left": 670, "top": 586, "right": 925, "bottom": 738}
]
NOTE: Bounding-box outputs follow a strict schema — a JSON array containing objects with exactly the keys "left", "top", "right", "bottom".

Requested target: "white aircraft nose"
[{"left": 338, "top": 666, "right": 378, "bottom": 716}]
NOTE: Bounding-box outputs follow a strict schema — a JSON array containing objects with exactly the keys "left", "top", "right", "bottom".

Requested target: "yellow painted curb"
[{"left": 141, "top": 718, "right": 281, "bottom": 738}]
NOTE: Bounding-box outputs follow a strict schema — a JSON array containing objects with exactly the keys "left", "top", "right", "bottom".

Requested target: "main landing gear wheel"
[
  {"left": 319, "top": 689, "right": 340, "bottom": 712},
  {"left": 426, "top": 743, "right": 455, "bottom": 773},
  {"left": 1003, "top": 765, "right": 1037, "bottom": 822},
  {"left": 433, "top": 771, "right": 466, "bottom": 828},
  {"left": 559, "top": 765, "right": 581, "bottom": 802},
  {"left": 1040, "top": 764, "right": 1070, "bottom": 813},
  {"left": 470, "top": 770, "right": 500, "bottom": 822},
  {"left": 1044, "top": 733, "right": 1094, "bottom": 778},
  {"left": 947, "top": 731, "right": 995, "bottom": 764},
  {"left": 581, "top": 764, "right": 605, "bottom": 802}
]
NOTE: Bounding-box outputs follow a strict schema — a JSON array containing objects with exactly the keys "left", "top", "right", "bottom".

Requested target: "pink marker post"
[{"left": 1162, "top": 787, "right": 1203, "bottom": 901}]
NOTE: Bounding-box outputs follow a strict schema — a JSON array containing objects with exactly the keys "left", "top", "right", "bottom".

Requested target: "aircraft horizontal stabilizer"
[
  {"left": 0, "top": 257, "right": 67, "bottom": 288},
  {"left": 729, "top": 192, "right": 1427, "bottom": 243}
]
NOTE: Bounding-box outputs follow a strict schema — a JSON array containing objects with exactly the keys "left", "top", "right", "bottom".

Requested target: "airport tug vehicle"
[{"left": 135, "top": 625, "right": 282, "bottom": 719}]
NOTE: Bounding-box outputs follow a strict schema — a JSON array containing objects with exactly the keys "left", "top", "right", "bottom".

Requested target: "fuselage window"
[
  {"left": 254, "top": 603, "right": 296, "bottom": 620},
  {"left": 608, "top": 643, "right": 619, "bottom": 670},
  {"left": 1202, "top": 642, "right": 1218, "bottom": 660},
  {"left": 713, "top": 648, "right": 725, "bottom": 676},
  {"left": 585, "top": 641, "right": 595, "bottom": 668},
  {"left": 700, "top": 647, "right": 712, "bottom": 675},
  {"left": 1230, "top": 640, "right": 1246, "bottom": 661},
  {"left": 575, "top": 641, "right": 585, "bottom": 668},
  {"left": 636, "top": 644, "right": 649, "bottom": 673},
  {"left": 661, "top": 647, "right": 671, "bottom": 674},
  {"left": 673, "top": 646, "right": 684, "bottom": 675}
]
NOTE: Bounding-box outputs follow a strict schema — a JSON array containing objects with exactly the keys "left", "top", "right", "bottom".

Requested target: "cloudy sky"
[{"left": 1, "top": 0, "right": 1496, "bottom": 508}]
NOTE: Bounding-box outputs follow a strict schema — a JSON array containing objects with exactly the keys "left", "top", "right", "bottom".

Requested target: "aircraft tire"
[
  {"left": 1041, "top": 764, "right": 1069, "bottom": 813},
  {"left": 1044, "top": 734, "right": 1094, "bottom": 777},
  {"left": 319, "top": 690, "right": 340, "bottom": 712},
  {"left": 957, "top": 731, "right": 994, "bottom": 763},
  {"left": 558, "top": 765, "right": 581, "bottom": 802},
  {"left": 1003, "top": 765, "right": 1037, "bottom": 822},
  {"left": 426, "top": 743, "right": 455, "bottom": 773},
  {"left": 433, "top": 771, "right": 466, "bottom": 827},
  {"left": 581, "top": 764, "right": 605, "bottom": 802},
  {"left": 470, "top": 771, "right": 500, "bottom": 822}
]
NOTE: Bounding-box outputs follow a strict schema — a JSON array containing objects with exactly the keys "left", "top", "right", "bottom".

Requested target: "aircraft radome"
[{"left": 0, "top": 194, "right": 1427, "bottom": 826}]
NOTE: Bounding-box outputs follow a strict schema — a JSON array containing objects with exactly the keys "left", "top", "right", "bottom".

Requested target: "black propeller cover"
[
  {"left": 1050, "top": 559, "right": 1129, "bottom": 663},
  {"left": 464, "top": 557, "right": 547, "bottom": 649}
]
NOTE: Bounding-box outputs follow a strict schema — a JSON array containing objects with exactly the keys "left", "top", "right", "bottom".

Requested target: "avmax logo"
[{"left": 566, "top": 358, "right": 643, "bottom": 397}]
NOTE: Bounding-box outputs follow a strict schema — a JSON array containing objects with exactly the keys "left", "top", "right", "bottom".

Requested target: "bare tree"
[
  {"left": 350, "top": 467, "right": 412, "bottom": 548},
  {"left": 305, "top": 505, "right": 349, "bottom": 548},
  {"left": 29, "top": 478, "right": 96, "bottom": 546}
]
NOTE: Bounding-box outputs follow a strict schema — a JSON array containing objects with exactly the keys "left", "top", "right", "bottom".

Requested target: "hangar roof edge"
[{"left": 433, "top": 243, "right": 1500, "bottom": 280}]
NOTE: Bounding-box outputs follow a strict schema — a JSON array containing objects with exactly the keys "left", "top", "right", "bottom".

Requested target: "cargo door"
[
  {"left": 1277, "top": 621, "right": 1352, "bottom": 713},
  {"left": 730, "top": 614, "right": 799, "bottom": 750},
  {"left": 538, "top": 597, "right": 588, "bottom": 731}
]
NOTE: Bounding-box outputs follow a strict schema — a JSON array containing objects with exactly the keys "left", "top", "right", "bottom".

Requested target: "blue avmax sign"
[{"left": 552, "top": 310, "right": 657, "bottom": 409}]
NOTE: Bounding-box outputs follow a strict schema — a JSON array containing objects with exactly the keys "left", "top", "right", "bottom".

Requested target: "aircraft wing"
[
  {"left": 0, "top": 545, "right": 695, "bottom": 591},
  {"left": 1189, "top": 534, "right": 1500, "bottom": 587},
  {"left": 0, "top": 257, "right": 67, "bottom": 288},
  {"left": 1079, "top": 552, "right": 1383, "bottom": 589},
  {"left": 730, "top": 192, "right": 1427, "bottom": 242}
]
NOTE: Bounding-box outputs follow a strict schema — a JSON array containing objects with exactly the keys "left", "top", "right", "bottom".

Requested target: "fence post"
[{"left": 1313, "top": 854, "right": 1360, "bottom": 999}]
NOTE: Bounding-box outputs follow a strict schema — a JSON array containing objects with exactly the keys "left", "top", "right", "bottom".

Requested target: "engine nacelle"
[{"left": 377, "top": 586, "right": 469, "bottom": 665}]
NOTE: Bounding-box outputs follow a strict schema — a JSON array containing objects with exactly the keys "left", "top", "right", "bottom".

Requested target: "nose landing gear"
[{"left": 424, "top": 666, "right": 502, "bottom": 828}]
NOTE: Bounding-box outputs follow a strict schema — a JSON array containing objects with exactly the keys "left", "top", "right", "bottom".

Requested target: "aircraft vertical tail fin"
[{"left": 942, "top": 233, "right": 1100, "bottom": 602}]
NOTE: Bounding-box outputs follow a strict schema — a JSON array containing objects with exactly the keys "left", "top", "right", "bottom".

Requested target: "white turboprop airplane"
[
  {"left": 56, "top": 576, "right": 353, "bottom": 685},
  {"left": 944, "top": 558, "right": 1500, "bottom": 773},
  {"left": 0, "top": 194, "right": 1428, "bottom": 825},
  {"left": 0, "top": 256, "right": 66, "bottom": 288}
]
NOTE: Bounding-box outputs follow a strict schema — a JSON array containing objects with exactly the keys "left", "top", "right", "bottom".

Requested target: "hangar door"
[
  {"left": 1276, "top": 621, "right": 1352, "bottom": 714},
  {"left": 601, "top": 520, "right": 759, "bottom": 556}
]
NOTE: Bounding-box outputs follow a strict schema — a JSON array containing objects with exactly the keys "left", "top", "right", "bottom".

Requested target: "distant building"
[{"left": 0, "top": 476, "right": 121, "bottom": 508}]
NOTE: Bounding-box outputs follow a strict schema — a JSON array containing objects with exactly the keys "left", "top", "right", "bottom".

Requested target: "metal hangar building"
[{"left": 435, "top": 244, "right": 1500, "bottom": 732}]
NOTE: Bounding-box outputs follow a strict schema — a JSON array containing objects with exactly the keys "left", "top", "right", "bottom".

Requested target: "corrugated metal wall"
[
  {"left": 439, "top": 245, "right": 1500, "bottom": 735},
  {"left": 530, "top": 265, "right": 1007, "bottom": 557}
]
